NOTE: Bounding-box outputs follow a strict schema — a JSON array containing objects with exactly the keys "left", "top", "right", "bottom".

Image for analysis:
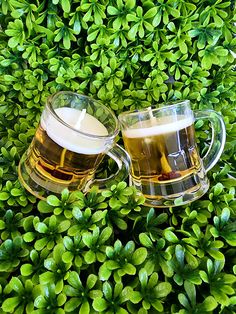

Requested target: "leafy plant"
[
  {"left": 128, "top": 268, "right": 172, "bottom": 313},
  {"left": 2, "top": 277, "right": 41, "bottom": 314},
  {"left": 177, "top": 281, "right": 218, "bottom": 313},
  {"left": 0, "top": 0, "right": 235, "bottom": 313},
  {"left": 64, "top": 271, "right": 102, "bottom": 313},
  {"left": 92, "top": 281, "right": 130, "bottom": 314}
]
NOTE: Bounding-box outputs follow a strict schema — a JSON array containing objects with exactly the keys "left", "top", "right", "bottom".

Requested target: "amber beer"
[
  {"left": 122, "top": 115, "right": 203, "bottom": 202},
  {"left": 22, "top": 125, "right": 105, "bottom": 196},
  {"left": 18, "top": 107, "right": 109, "bottom": 197},
  {"left": 119, "top": 99, "right": 226, "bottom": 207}
]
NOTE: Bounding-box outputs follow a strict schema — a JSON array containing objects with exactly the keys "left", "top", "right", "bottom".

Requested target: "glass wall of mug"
[
  {"left": 18, "top": 91, "right": 130, "bottom": 199},
  {"left": 118, "top": 100, "right": 226, "bottom": 207}
]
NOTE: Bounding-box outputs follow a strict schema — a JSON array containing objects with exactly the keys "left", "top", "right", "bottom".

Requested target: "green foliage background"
[{"left": 0, "top": 0, "right": 236, "bottom": 313}]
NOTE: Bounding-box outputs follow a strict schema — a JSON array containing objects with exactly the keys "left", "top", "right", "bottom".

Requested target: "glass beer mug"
[
  {"left": 118, "top": 100, "right": 226, "bottom": 207},
  {"left": 18, "top": 91, "right": 130, "bottom": 199}
]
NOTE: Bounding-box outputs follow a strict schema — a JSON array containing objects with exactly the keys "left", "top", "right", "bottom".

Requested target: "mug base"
[
  {"left": 143, "top": 182, "right": 209, "bottom": 208},
  {"left": 18, "top": 151, "right": 93, "bottom": 200},
  {"left": 131, "top": 172, "right": 210, "bottom": 208}
]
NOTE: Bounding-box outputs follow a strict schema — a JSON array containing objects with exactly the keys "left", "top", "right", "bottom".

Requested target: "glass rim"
[
  {"left": 46, "top": 91, "right": 120, "bottom": 140},
  {"left": 118, "top": 99, "right": 191, "bottom": 121}
]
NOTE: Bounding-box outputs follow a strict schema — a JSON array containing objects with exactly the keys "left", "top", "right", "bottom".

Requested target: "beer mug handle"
[
  {"left": 92, "top": 144, "right": 131, "bottom": 188},
  {"left": 194, "top": 110, "right": 226, "bottom": 172}
]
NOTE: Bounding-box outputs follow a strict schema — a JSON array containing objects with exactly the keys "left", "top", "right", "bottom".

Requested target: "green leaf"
[
  {"left": 10, "top": 277, "right": 23, "bottom": 293},
  {"left": 35, "top": 222, "right": 48, "bottom": 233},
  {"left": 139, "top": 268, "right": 148, "bottom": 287},
  {"left": 208, "top": 248, "right": 225, "bottom": 260},
  {"left": 132, "top": 247, "right": 147, "bottom": 265},
  {"left": 144, "top": 7, "right": 157, "bottom": 19},
  {"left": 103, "top": 281, "right": 112, "bottom": 299},
  {"left": 201, "top": 296, "right": 218, "bottom": 311},
  {"left": 130, "top": 291, "right": 142, "bottom": 304},
  {"left": 107, "top": 6, "right": 119, "bottom": 15},
  {"left": 221, "top": 207, "right": 230, "bottom": 223},
  {"left": 40, "top": 271, "right": 54, "bottom": 284},
  {"left": 152, "top": 299, "right": 163, "bottom": 312},
  {"left": 58, "top": 220, "right": 70, "bottom": 232},
  {"left": 124, "top": 241, "right": 135, "bottom": 255},
  {"left": 175, "top": 245, "right": 185, "bottom": 265},
  {"left": 84, "top": 250, "right": 96, "bottom": 264},
  {"left": 99, "top": 227, "right": 112, "bottom": 244},
  {"left": 79, "top": 301, "right": 90, "bottom": 314},
  {"left": 68, "top": 271, "right": 82, "bottom": 289},
  {"left": 139, "top": 233, "right": 153, "bottom": 248},
  {"left": 38, "top": 201, "right": 53, "bottom": 213},
  {"left": 167, "top": 22, "right": 176, "bottom": 32},
  {"left": 99, "top": 264, "right": 112, "bottom": 281},
  {"left": 65, "top": 298, "right": 81, "bottom": 312},
  {"left": 23, "top": 232, "right": 35, "bottom": 242},
  {"left": 201, "top": 54, "right": 213, "bottom": 69},
  {"left": 47, "top": 195, "right": 61, "bottom": 206},
  {"left": 199, "top": 270, "right": 209, "bottom": 283},
  {"left": 213, "top": 183, "right": 224, "bottom": 196},
  {"left": 92, "top": 298, "right": 108, "bottom": 312},
  {"left": 106, "top": 260, "right": 119, "bottom": 270},
  {"left": 155, "top": 282, "right": 172, "bottom": 298},
  {"left": 164, "top": 230, "right": 179, "bottom": 243},
  {"left": 0, "top": 192, "right": 9, "bottom": 200},
  {"left": 61, "top": 0, "right": 71, "bottom": 13},
  {"left": 178, "top": 293, "right": 190, "bottom": 309},
  {"left": 34, "top": 295, "right": 47, "bottom": 308},
  {"left": 184, "top": 281, "right": 195, "bottom": 305},
  {"left": 2, "top": 297, "right": 20, "bottom": 312},
  {"left": 87, "top": 274, "right": 97, "bottom": 290},
  {"left": 123, "top": 263, "right": 136, "bottom": 275},
  {"left": 114, "top": 217, "right": 127, "bottom": 230},
  {"left": 10, "top": 188, "right": 22, "bottom": 196},
  {"left": 20, "top": 264, "right": 33, "bottom": 276},
  {"left": 35, "top": 238, "right": 48, "bottom": 251},
  {"left": 128, "top": 23, "right": 139, "bottom": 40}
]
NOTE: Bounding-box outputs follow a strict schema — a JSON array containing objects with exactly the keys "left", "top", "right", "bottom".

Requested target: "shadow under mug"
[
  {"left": 118, "top": 100, "right": 226, "bottom": 208},
  {"left": 18, "top": 91, "right": 130, "bottom": 199}
]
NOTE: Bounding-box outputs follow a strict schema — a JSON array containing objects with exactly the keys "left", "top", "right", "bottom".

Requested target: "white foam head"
[
  {"left": 123, "top": 115, "right": 194, "bottom": 138},
  {"left": 41, "top": 107, "right": 109, "bottom": 154}
]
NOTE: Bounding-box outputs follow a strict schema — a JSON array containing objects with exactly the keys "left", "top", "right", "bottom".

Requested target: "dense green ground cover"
[{"left": 0, "top": 0, "right": 236, "bottom": 313}]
